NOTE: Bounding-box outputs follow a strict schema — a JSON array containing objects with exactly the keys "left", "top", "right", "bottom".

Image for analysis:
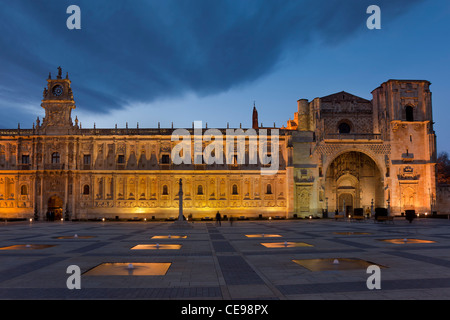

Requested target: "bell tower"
[
  {"left": 39, "top": 67, "right": 76, "bottom": 134},
  {"left": 372, "top": 79, "right": 437, "bottom": 215}
]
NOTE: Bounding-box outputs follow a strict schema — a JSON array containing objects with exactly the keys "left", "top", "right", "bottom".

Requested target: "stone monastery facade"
[{"left": 0, "top": 68, "right": 443, "bottom": 221}]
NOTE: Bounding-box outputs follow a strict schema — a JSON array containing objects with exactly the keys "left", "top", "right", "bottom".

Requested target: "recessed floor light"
[
  {"left": 131, "top": 244, "right": 182, "bottom": 250},
  {"left": 246, "top": 234, "right": 282, "bottom": 238},
  {"left": 0, "top": 244, "right": 55, "bottom": 250},
  {"left": 261, "top": 242, "right": 313, "bottom": 248},
  {"left": 83, "top": 262, "right": 172, "bottom": 276},
  {"left": 293, "top": 258, "right": 387, "bottom": 271},
  {"left": 151, "top": 235, "right": 187, "bottom": 239},
  {"left": 378, "top": 238, "right": 436, "bottom": 244}
]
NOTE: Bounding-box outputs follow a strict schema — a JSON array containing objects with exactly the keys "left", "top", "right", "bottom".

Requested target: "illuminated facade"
[
  {"left": 0, "top": 69, "right": 441, "bottom": 220},
  {"left": 284, "top": 79, "right": 438, "bottom": 217},
  {"left": 0, "top": 68, "right": 292, "bottom": 220}
]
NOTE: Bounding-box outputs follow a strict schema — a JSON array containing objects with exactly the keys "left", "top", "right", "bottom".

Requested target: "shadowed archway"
[
  {"left": 47, "top": 195, "right": 63, "bottom": 221},
  {"left": 325, "top": 151, "right": 384, "bottom": 214}
]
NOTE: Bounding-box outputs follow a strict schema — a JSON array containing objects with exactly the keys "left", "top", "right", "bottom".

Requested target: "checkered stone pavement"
[{"left": 1, "top": 218, "right": 450, "bottom": 300}]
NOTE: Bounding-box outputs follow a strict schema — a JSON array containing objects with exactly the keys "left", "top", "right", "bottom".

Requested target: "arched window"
[
  {"left": 162, "top": 185, "right": 168, "bottom": 195},
  {"left": 338, "top": 122, "right": 351, "bottom": 134},
  {"left": 232, "top": 184, "right": 238, "bottom": 195},
  {"left": 20, "top": 185, "right": 28, "bottom": 196},
  {"left": 83, "top": 185, "right": 90, "bottom": 195},
  {"left": 197, "top": 185, "right": 203, "bottom": 195},
  {"left": 405, "top": 105, "right": 414, "bottom": 121},
  {"left": 266, "top": 184, "right": 272, "bottom": 194},
  {"left": 51, "top": 152, "right": 60, "bottom": 164}
]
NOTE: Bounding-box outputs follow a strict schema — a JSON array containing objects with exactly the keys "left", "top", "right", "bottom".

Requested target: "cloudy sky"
[{"left": 0, "top": 0, "right": 449, "bottom": 153}]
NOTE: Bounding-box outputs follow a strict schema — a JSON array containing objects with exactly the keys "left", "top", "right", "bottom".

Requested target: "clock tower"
[{"left": 39, "top": 67, "right": 77, "bottom": 134}]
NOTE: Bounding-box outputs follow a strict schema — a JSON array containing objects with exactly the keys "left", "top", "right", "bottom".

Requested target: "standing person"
[
  {"left": 215, "top": 211, "right": 221, "bottom": 226},
  {"left": 229, "top": 216, "right": 234, "bottom": 227}
]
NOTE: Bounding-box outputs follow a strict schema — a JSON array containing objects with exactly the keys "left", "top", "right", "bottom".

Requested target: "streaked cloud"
[{"left": 0, "top": 0, "right": 424, "bottom": 127}]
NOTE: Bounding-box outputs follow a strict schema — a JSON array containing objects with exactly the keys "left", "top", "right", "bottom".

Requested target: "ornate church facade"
[
  {"left": 0, "top": 68, "right": 441, "bottom": 220},
  {"left": 284, "top": 79, "right": 438, "bottom": 217}
]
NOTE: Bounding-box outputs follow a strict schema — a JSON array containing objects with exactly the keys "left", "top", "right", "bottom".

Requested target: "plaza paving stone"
[{"left": 0, "top": 217, "right": 450, "bottom": 300}]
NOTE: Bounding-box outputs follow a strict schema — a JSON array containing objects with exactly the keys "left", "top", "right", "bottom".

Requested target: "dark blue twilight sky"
[{"left": 0, "top": 0, "right": 449, "bottom": 153}]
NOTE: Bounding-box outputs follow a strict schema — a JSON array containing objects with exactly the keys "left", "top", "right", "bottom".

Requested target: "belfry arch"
[{"left": 324, "top": 151, "right": 385, "bottom": 214}]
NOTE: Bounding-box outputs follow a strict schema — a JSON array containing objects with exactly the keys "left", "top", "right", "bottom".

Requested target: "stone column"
[
  {"left": 171, "top": 178, "right": 192, "bottom": 229},
  {"left": 65, "top": 140, "right": 69, "bottom": 169},
  {"left": 178, "top": 178, "right": 183, "bottom": 221},
  {"left": 14, "top": 174, "right": 19, "bottom": 209},
  {"left": 40, "top": 174, "right": 44, "bottom": 220},
  {"left": 64, "top": 173, "right": 68, "bottom": 219},
  {"left": 72, "top": 173, "right": 77, "bottom": 220}
]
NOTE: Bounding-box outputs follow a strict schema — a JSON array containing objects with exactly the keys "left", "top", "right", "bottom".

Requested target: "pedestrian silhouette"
[{"left": 215, "top": 211, "right": 221, "bottom": 226}]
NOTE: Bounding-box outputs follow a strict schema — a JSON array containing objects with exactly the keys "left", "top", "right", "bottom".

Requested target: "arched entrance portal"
[
  {"left": 326, "top": 151, "right": 384, "bottom": 215},
  {"left": 47, "top": 195, "right": 63, "bottom": 221}
]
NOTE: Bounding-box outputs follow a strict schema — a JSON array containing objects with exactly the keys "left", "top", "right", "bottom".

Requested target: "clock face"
[{"left": 52, "top": 85, "right": 63, "bottom": 96}]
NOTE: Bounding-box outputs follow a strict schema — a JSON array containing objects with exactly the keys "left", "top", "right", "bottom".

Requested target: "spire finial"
[{"left": 252, "top": 102, "right": 259, "bottom": 129}]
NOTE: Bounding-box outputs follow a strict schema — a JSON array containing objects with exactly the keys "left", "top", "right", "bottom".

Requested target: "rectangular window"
[
  {"left": 83, "top": 154, "right": 91, "bottom": 165},
  {"left": 195, "top": 154, "right": 204, "bottom": 164},
  {"left": 161, "top": 154, "right": 170, "bottom": 164},
  {"left": 118, "top": 155, "right": 125, "bottom": 164},
  {"left": 22, "top": 155, "right": 30, "bottom": 164},
  {"left": 51, "top": 152, "right": 60, "bottom": 164}
]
